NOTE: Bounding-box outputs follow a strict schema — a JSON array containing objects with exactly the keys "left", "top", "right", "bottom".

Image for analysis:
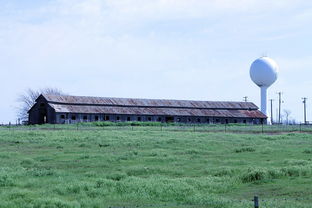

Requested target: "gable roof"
[
  {"left": 33, "top": 94, "right": 266, "bottom": 119},
  {"left": 42, "top": 94, "right": 259, "bottom": 110}
]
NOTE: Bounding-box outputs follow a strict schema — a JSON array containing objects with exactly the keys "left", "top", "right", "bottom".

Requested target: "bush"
[
  {"left": 0, "top": 174, "right": 14, "bottom": 187},
  {"left": 106, "top": 172, "right": 127, "bottom": 181},
  {"left": 283, "top": 159, "right": 310, "bottom": 166},
  {"left": 234, "top": 147, "right": 256, "bottom": 153},
  {"left": 20, "top": 159, "right": 36, "bottom": 168},
  {"left": 241, "top": 168, "right": 268, "bottom": 183},
  {"left": 303, "top": 149, "right": 312, "bottom": 154}
]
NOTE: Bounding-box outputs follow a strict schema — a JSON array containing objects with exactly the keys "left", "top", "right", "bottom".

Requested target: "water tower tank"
[{"left": 250, "top": 57, "right": 279, "bottom": 117}]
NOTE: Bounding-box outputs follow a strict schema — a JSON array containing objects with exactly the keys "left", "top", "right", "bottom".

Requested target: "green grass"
[
  {"left": 4, "top": 122, "right": 312, "bottom": 133},
  {"left": 1, "top": 128, "right": 312, "bottom": 207}
]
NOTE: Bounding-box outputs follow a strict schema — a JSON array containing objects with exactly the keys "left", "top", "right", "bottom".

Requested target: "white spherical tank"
[
  {"left": 250, "top": 57, "right": 278, "bottom": 87},
  {"left": 250, "top": 57, "right": 279, "bottom": 119}
]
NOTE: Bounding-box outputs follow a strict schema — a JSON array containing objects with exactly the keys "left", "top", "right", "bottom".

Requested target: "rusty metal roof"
[
  {"left": 48, "top": 104, "right": 266, "bottom": 119},
  {"left": 42, "top": 94, "right": 259, "bottom": 110}
]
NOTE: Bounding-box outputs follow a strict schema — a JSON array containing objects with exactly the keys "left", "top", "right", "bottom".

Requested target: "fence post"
[
  {"left": 299, "top": 124, "right": 302, "bottom": 132},
  {"left": 254, "top": 196, "right": 259, "bottom": 208},
  {"left": 76, "top": 123, "right": 79, "bottom": 131},
  {"left": 224, "top": 123, "right": 227, "bottom": 133},
  {"left": 261, "top": 123, "right": 264, "bottom": 134}
]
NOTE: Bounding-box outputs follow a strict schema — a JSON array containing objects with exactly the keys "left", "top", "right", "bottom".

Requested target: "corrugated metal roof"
[
  {"left": 42, "top": 94, "right": 258, "bottom": 110},
  {"left": 49, "top": 104, "right": 267, "bottom": 118}
]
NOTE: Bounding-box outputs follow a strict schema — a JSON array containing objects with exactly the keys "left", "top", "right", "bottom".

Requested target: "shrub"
[
  {"left": 241, "top": 168, "right": 268, "bottom": 183},
  {"left": 29, "top": 168, "right": 57, "bottom": 177},
  {"left": 283, "top": 159, "right": 310, "bottom": 166},
  {"left": 106, "top": 172, "right": 127, "bottom": 181},
  {"left": 20, "top": 159, "right": 36, "bottom": 168},
  {"left": 303, "top": 149, "right": 312, "bottom": 154},
  {"left": 234, "top": 147, "right": 256, "bottom": 153},
  {"left": 0, "top": 174, "right": 14, "bottom": 187},
  {"left": 212, "top": 168, "right": 238, "bottom": 177}
]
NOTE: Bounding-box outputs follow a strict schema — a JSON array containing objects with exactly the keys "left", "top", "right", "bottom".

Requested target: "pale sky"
[{"left": 1, "top": 0, "right": 312, "bottom": 124}]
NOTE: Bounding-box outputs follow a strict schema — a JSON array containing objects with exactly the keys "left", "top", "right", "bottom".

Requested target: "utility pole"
[
  {"left": 269, "top": 99, "right": 274, "bottom": 124},
  {"left": 277, "top": 92, "right": 282, "bottom": 124},
  {"left": 243, "top": 96, "right": 248, "bottom": 102},
  {"left": 302, "top": 97, "right": 307, "bottom": 124}
]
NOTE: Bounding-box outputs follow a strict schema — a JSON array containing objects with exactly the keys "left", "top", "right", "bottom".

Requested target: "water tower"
[{"left": 250, "top": 57, "right": 279, "bottom": 117}]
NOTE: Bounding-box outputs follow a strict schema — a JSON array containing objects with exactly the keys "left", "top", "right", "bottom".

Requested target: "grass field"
[
  {"left": 1, "top": 127, "right": 312, "bottom": 207},
  {"left": 4, "top": 122, "right": 312, "bottom": 133}
]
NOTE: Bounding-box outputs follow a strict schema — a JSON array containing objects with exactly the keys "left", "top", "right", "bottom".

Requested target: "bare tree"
[
  {"left": 283, "top": 109, "right": 291, "bottom": 125},
  {"left": 17, "top": 88, "right": 64, "bottom": 121}
]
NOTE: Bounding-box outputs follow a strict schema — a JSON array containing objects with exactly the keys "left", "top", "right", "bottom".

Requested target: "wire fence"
[{"left": 1, "top": 123, "right": 312, "bottom": 134}]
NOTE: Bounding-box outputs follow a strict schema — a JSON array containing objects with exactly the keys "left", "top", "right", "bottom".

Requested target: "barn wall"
[
  {"left": 28, "top": 97, "right": 56, "bottom": 124},
  {"left": 53, "top": 112, "right": 262, "bottom": 125}
]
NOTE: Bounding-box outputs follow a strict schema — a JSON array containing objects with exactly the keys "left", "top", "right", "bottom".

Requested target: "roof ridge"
[{"left": 42, "top": 94, "right": 255, "bottom": 104}]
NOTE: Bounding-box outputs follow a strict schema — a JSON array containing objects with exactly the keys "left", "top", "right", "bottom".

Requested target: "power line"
[
  {"left": 277, "top": 92, "right": 283, "bottom": 124},
  {"left": 302, "top": 97, "right": 308, "bottom": 124},
  {"left": 269, "top": 99, "right": 274, "bottom": 124}
]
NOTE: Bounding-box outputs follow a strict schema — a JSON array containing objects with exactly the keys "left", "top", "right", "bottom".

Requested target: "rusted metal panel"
[
  {"left": 49, "top": 104, "right": 266, "bottom": 118},
  {"left": 43, "top": 94, "right": 258, "bottom": 110}
]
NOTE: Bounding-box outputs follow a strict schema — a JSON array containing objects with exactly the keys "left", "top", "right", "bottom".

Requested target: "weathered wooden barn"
[{"left": 28, "top": 94, "right": 267, "bottom": 125}]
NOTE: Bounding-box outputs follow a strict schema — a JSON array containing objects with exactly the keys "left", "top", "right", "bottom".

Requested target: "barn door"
[{"left": 38, "top": 108, "right": 47, "bottom": 124}]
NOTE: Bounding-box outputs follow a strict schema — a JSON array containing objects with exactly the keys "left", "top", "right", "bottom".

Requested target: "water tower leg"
[{"left": 261, "top": 86, "right": 268, "bottom": 116}]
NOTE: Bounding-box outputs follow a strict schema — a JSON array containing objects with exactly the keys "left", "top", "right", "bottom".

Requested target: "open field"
[{"left": 1, "top": 127, "right": 312, "bottom": 207}]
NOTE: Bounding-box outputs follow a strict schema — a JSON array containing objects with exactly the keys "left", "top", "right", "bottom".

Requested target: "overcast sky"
[{"left": 1, "top": 0, "right": 312, "bottom": 124}]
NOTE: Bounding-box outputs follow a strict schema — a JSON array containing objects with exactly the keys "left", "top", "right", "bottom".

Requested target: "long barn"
[{"left": 28, "top": 94, "right": 267, "bottom": 124}]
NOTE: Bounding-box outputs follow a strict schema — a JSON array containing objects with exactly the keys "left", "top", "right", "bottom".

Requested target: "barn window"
[
  {"left": 157, "top": 117, "right": 162, "bottom": 122},
  {"left": 234, "top": 119, "right": 237, "bottom": 123},
  {"left": 127, "top": 117, "right": 131, "bottom": 121},
  {"left": 243, "top": 120, "right": 247, "bottom": 124},
  {"left": 206, "top": 118, "right": 209, "bottom": 123},
  {"left": 40, "top": 103, "right": 45, "bottom": 107},
  {"left": 216, "top": 119, "right": 220, "bottom": 123},
  {"left": 105, "top": 116, "right": 110, "bottom": 121},
  {"left": 197, "top": 118, "right": 201, "bottom": 123},
  {"left": 83, "top": 115, "right": 88, "bottom": 120},
  {"left": 71, "top": 115, "right": 76, "bottom": 120},
  {"left": 60, "top": 115, "right": 65, "bottom": 119},
  {"left": 188, "top": 118, "right": 191, "bottom": 122},
  {"left": 116, "top": 116, "right": 120, "bottom": 121},
  {"left": 137, "top": 117, "right": 141, "bottom": 121},
  {"left": 225, "top": 119, "right": 228, "bottom": 124},
  {"left": 95, "top": 116, "right": 99, "bottom": 121},
  {"left": 148, "top": 117, "right": 152, "bottom": 121}
]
